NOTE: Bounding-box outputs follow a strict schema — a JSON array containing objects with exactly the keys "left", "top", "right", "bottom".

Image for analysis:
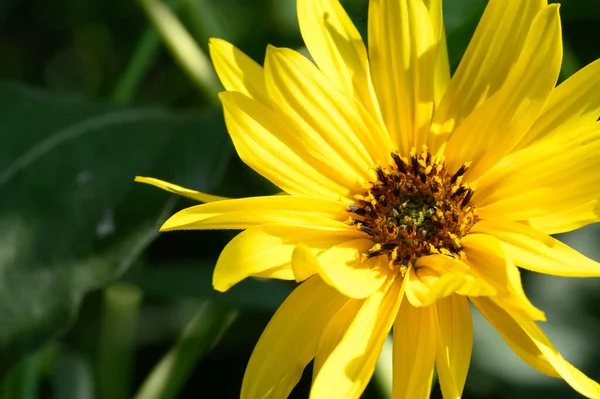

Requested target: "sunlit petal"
[
  {"left": 474, "top": 124, "right": 600, "bottom": 221},
  {"left": 135, "top": 176, "right": 229, "bottom": 202},
  {"left": 461, "top": 234, "right": 545, "bottom": 321},
  {"left": 430, "top": 0, "right": 545, "bottom": 153},
  {"left": 312, "top": 299, "right": 364, "bottom": 380},
  {"left": 209, "top": 38, "right": 270, "bottom": 104},
  {"left": 220, "top": 91, "right": 350, "bottom": 199},
  {"left": 311, "top": 276, "right": 404, "bottom": 399},
  {"left": 444, "top": 5, "right": 562, "bottom": 179},
  {"left": 518, "top": 58, "right": 600, "bottom": 149},
  {"left": 265, "top": 46, "right": 393, "bottom": 172},
  {"left": 158, "top": 195, "right": 348, "bottom": 231},
  {"left": 405, "top": 255, "right": 495, "bottom": 307},
  {"left": 315, "top": 239, "right": 390, "bottom": 299},
  {"left": 368, "top": 0, "right": 441, "bottom": 152},
  {"left": 472, "top": 297, "right": 600, "bottom": 398},
  {"left": 241, "top": 276, "right": 350, "bottom": 399},
  {"left": 435, "top": 295, "right": 473, "bottom": 399},
  {"left": 392, "top": 297, "right": 436, "bottom": 399},
  {"left": 213, "top": 224, "right": 360, "bottom": 292},
  {"left": 471, "top": 220, "right": 600, "bottom": 277},
  {"left": 297, "top": 0, "right": 382, "bottom": 120},
  {"left": 527, "top": 200, "right": 600, "bottom": 235}
]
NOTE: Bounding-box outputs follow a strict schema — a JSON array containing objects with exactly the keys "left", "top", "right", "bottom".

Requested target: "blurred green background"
[{"left": 0, "top": 0, "right": 599, "bottom": 398}]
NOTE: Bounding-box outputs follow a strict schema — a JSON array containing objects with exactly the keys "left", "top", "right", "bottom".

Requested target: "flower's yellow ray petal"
[
  {"left": 208, "top": 38, "right": 269, "bottom": 104},
  {"left": 405, "top": 257, "right": 495, "bottom": 307},
  {"left": 392, "top": 297, "right": 436, "bottom": 399},
  {"left": 157, "top": 195, "right": 347, "bottom": 231},
  {"left": 264, "top": 46, "right": 393, "bottom": 174},
  {"left": 134, "top": 176, "right": 229, "bottom": 202},
  {"left": 220, "top": 91, "right": 350, "bottom": 199},
  {"left": 474, "top": 125, "right": 600, "bottom": 221},
  {"left": 527, "top": 200, "right": 600, "bottom": 235},
  {"left": 213, "top": 224, "right": 361, "bottom": 292},
  {"left": 435, "top": 295, "right": 473, "bottom": 399},
  {"left": 471, "top": 220, "right": 600, "bottom": 277},
  {"left": 461, "top": 234, "right": 546, "bottom": 321},
  {"left": 444, "top": 5, "right": 562, "bottom": 180},
  {"left": 291, "top": 243, "right": 320, "bottom": 282},
  {"left": 162, "top": 211, "right": 352, "bottom": 231},
  {"left": 315, "top": 239, "right": 390, "bottom": 299},
  {"left": 423, "top": 0, "right": 450, "bottom": 108},
  {"left": 518, "top": 58, "right": 600, "bottom": 150},
  {"left": 472, "top": 297, "right": 600, "bottom": 398},
  {"left": 297, "top": 0, "right": 381, "bottom": 121},
  {"left": 429, "top": 0, "right": 545, "bottom": 153},
  {"left": 241, "top": 275, "right": 350, "bottom": 399},
  {"left": 313, "top": 299, "right": 364, "bottom": 380},
  {"left": 368, "top": 0, "right": 439, "bottom": 153},
  {"left": 470, "top": 296, "right": 558, "bottom": 376},
  {"left": 311, "top": 276, "right": 404, "bottom": 399}
]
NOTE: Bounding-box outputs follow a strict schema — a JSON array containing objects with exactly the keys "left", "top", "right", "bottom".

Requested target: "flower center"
[{"left": 347, "top": 147, "right": 477, "bottom": 275}]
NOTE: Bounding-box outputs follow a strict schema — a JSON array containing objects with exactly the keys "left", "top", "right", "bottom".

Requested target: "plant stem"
[
  {"left": 133, "top": 302, "right": 237, "bottom": 399},
  {"left": 137, "top": 0, "right": 222, "bottom": 106},
  {"left": 96, "top": 283, "right": 143, "bottom": 399},
  {"left": 1, "top": 351, "right": 42, "bottom": 399},
  {"left": 111, "top": 0, "right": 184, "bottom": 103}
]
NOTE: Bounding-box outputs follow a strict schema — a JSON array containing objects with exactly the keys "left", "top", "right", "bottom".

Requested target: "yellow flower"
[{"left": 136, "top": 0, "right": 600, "bottom": 397}]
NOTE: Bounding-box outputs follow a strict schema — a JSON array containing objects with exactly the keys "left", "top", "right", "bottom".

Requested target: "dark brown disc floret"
[{"left": 347, "top": 147, "right": 477, "bottom": 275}]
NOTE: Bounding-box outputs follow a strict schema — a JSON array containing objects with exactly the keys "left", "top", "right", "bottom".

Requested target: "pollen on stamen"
[{"left": 347, "top": 147, "right": 477, "bottom": 273}]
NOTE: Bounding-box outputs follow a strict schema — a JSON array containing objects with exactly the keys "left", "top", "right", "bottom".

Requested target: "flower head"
[{"left": 136, "top": 0, "right": 600, "bottom": 397}]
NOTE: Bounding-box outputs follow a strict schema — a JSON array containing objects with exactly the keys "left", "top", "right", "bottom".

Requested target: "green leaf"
[{"left": 0, "top": 82, "right": 232, "bottom": 376}]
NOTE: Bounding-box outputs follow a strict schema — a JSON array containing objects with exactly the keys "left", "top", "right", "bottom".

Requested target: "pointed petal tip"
[
  {"left": 211, "top": 280, "right": 230, "bottom": 293},
  {"left": 208, "top": 36, "right": 223, "bottom": 46}
]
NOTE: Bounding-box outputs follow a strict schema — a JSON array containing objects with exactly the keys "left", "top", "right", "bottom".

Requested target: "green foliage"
[{"left": 0, "top": 82, "right": 231, "bottom": 374}]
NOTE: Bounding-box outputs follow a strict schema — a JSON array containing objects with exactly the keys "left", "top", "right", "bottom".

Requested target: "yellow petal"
[
  {"left": 405, "top": 256, "right": 496, "bottom": 307},
  {"left": 208, "top": 38, "right": 269, "bottom": 104},
  {"left": 474, "top": 125, "right": 600, "bottom": 221},
  {"left": 134, "top": 176, "right": 229, "bottom": 202},
  {"left": 435, "top": 295, "right": 472, "bottom": 399},
  {"left": 315, "top": 239, "right": 390, "bottom": 299},
  {"left": 297, "top": 0, "right": 381, "bottom": 119},
  {"left": 220, "top": 91, "right": 349, "bottom": 199},
  {"left": 423, "top": 0, "right": 450, "bottom": 108},
  {"left": 158, "top": 195, "right": 348, "bottom": 231},
  {"left": 528, "top": 200, "right": 600, "bottom": 235},
  {"left": 311, "top": 276, "right": 404, "bottom": 399},
  {"left": 444, "top": 4, "right": 562, "bottom": 180},
  {"left": 472, "top": 296, "right": 600, "bottom": 398},
  {"left": 471, "top": 220, "right": 600, "bottom": 277},
  {"left": 291, "top": 243, "right": 320, "bottom": 282},
  {"left": 162, "top": 211, "right": 352, "bottom": 232},
  {"left": 518, "top": 58, "right": 600, "bottom": 149},
  {"left": 213, "top": 225, "right": 360, "bottom": 292},
  {"left": 392, "top": 297, "right": 436, "bottom": 399},
  {"left": 429, "top": 0, "right": 545, "bottom": 153},
  {"left": 313, "top": 299, "right": 364, "bottom": 380},
  {"left": 241, "top": 275, "right": 350, "bottom": 399},
  {"left": 264, "top": 46, "right": 393, "bottom": 175},
  {"left": 368, "top": 0, "right": 439, "bottom": 152},
  {"left": 461, "top": 233, "right": 545, "bottom": 321}
]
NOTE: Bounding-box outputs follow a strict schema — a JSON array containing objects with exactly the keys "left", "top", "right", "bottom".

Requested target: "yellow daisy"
[{"left": 136, "top": 0, "right": 600, "bottom": 397}]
